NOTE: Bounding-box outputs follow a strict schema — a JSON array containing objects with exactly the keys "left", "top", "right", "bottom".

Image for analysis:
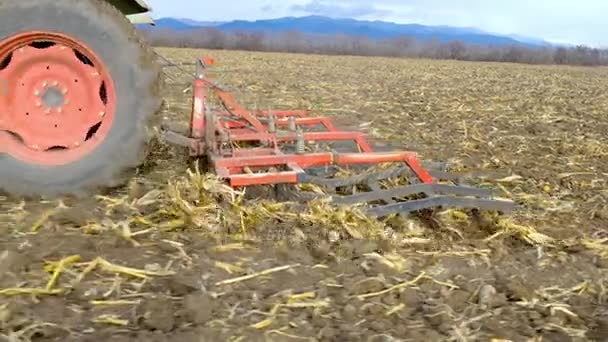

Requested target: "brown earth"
[{"left": 2, "top": 48, "right": 608, "bottom": 341}]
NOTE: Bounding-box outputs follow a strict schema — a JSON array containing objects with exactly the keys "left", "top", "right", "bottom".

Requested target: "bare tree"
[
  {"left": 140, "top": 27, "right": 608, "bottom": 67},
  {"left": 447, "top": 41, "right": 466, "bottom": 60}
]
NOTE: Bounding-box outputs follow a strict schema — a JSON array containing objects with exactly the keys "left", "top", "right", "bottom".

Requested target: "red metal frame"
[
  {"left": 178, "top": 57, "right": 437, "bottom": 189},
  {"left": 158, "top": 56, "right": 518, "bottom": 217}
]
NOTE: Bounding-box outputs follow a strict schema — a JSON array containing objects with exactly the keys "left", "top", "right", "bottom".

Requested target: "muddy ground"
[{"left": 2, "top": 48, "right": 608, "bottom": 341}]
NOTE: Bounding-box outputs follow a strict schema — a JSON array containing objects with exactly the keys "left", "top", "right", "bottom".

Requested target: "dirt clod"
[
  {"left": 183, "top": 293, "right": 213, "bottom": 324},
  {"left": 478, "top": 284, "right": 497, "bottom": 308},
  {"left": 342, "top": 303, "right": 358, "bottom": 321},
  {"left": 140, "top": 297, "right": 176, "bottom": 332}
]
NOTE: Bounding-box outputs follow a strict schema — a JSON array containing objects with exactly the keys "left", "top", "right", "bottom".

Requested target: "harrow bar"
[
  {"left": 160, "top": 57, "right": 517, "bottom": 218},
  {"left": 298, "top": 166, "right": 516, "bottom": 217}
]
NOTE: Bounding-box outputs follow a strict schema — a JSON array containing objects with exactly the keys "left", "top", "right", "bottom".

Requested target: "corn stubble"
[{"left": 2, "top": 48, "right": 608, "bottom": 341}]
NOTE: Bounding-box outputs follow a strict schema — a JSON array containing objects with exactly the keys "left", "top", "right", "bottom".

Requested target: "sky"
[{"left": 144, "top": 0, "right": 606, "bottom": 47}]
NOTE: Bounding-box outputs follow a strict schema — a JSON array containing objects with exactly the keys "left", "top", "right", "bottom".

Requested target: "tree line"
[{"left": 141, "top": 27, "right": 608, "bottom": 66}]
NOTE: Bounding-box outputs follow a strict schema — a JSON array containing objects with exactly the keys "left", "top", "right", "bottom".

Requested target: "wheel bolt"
[
  {"left": 100, "top": 111, "right": 105, "bottom": 117},
  {"left": 34, "top": 89, "right": 40, "bottom": 96},
  {"left": 42, "top": 81, "right": 48, "bottom": 88},
  {"left": 57, "top": 108, "right": 63, "bottom": 113},
  {"left": 52, "top": 81, "right": 58, "bottom": 86},
  {"left": 31, "top": 144, "right": 39, "bottom": 150},
  {"left": 36, "top": 101, "right": 42, "bottom": 107},
  {"left": 74, "top": 141, "right": 80, "bottom": 147}
]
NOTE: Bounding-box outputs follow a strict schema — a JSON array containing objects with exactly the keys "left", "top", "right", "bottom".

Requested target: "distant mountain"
[
  {"left": 505, "top": 34, "right": 552, "bottom": 47},
  {"left": 151, "top": 18, "right": 194, "bottom": 30},
  {"left": 144, "top": 15, "right": 551, "bottom": 48}
]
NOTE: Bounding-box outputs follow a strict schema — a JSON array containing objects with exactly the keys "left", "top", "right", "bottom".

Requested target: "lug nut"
[{"left": 100, "top": 111, "right": 105, "bottom": 117}]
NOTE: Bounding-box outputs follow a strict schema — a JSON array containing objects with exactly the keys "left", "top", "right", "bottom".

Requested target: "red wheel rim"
[{"left": 0, "top": 31, "right": 116, "bottom": 166}]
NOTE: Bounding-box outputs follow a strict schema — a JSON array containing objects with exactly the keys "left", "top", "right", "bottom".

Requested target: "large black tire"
[{"left": 0, "top": 0, "right": 162, "bottom": 198}]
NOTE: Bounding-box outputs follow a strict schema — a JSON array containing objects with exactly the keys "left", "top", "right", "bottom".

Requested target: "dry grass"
[{"left": 2, "top": 47, "right": 608, "bottom": 341}]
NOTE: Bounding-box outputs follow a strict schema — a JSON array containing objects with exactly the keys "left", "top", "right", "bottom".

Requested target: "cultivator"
[{"left": 159, "top": 57, "right": 516, "bottom": 218}]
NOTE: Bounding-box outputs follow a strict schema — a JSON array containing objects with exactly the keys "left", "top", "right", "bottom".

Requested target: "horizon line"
[{"left": 148, "top": 15, "right": 596, "bottom": 48}]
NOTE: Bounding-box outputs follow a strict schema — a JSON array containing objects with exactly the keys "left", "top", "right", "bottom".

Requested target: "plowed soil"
[{"left": 2, "top": 48, "right": 608, "bottom": 342}]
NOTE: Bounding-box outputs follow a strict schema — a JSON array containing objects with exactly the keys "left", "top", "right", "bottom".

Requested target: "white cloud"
[{"left": 290, "top": 0, "right": 392, "bottom": 18}]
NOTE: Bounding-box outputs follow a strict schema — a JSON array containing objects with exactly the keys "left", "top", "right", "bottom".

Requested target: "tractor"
[
  {"left": 0, "top": 0, "right": 161, "bottom": 197},
  {"left": 0, "top": 0, "right": 516, "bottom": 218}
]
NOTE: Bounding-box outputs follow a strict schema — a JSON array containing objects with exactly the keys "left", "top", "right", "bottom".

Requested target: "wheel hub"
[
  {"left": 40, "top": 85, "right": 66, "bottom": 109},
  {"left": 0, "top": 32, "right": 116, "bottom": 165}
]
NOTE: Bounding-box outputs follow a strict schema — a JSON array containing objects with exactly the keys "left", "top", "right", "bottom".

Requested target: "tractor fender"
[
  {"left": 127, "top": 12, "right": 155, "bottom": 25},
  {"left": 105, "top": 0, "right": 151, "bottom": 15}
]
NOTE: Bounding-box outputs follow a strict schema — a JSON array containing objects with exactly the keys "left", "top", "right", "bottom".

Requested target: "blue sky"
[{"left": 145, "top": 0, "right": 606, "bottom": 47}]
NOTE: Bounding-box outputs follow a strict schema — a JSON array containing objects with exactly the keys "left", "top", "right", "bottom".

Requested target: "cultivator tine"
[
  {"left": 299, "top": 166, "right": 516, "bottom": 218},
  {"left": 331, "top": 184, "right": 494, "bottom": 205},
  {"left": 367, "top": 182, "right": 397, "bottom": 204},
  {"left": 365, "top": 196, "right": 517, "bottom": 218}
]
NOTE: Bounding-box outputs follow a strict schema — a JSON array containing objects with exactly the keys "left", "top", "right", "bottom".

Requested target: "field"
[{"left": 2, "top": 47, "right": 608, "bottom": 341}]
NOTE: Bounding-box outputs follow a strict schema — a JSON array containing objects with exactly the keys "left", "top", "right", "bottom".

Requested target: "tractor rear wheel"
[{"left": 0, "top": 0, "right": 161, "bottom": 198}]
